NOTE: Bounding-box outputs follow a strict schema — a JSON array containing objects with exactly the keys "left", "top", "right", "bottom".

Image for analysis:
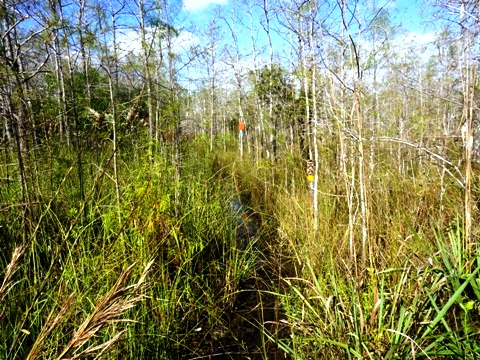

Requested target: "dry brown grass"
[
  {"left": 26, "top": 293, "right": 76, "bottom": 360},
  {"left": 55, "top": 259, "right": 154, "bottom": 360},
  {"left": 0, "top": 246, "right": 26, "bottom": 305},
  {"left": 22, "top": 260, "right": 154, "bottom": 360}
]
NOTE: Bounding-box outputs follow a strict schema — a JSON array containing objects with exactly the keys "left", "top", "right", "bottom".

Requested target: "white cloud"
[
  {"left": 183, "top": 0, "right": 228, "bottom": 12},
  {"left": 174, "top": 30, "right": 200, "bottom": 51},
  {"left": 116, "top": 29, "right": 142, "bottom": 56},
  {"left": 357, "top": 30, "right": 439, "bottom": 88},
  {"left": 360, "top": 30, "right": 437, "bottom": 63},
  {"left": 392, "top": 31, "right": 437, "bottom": 62},
  {"left": 396, "top": 31, "right": 437, "bottom": 46}
]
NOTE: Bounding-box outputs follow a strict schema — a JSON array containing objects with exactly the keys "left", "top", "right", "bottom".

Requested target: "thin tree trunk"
[
  {"left": 261, "top": 0, "right": 275, "bottom": 159},
  {"left": 56, "top": 0, "right": 72, "bottom": 145},
  {"left": 462, "top": 34, "right": 474, "bottom": 255},
  {"left": 355, "top": 87, "right": 368, "bottom": 268},
  {"left": 52, "top": 25, "right": 68, "bottom": 143},
  {"left": 138, "top": 0, "right": 155, "bottom": 147},
  {"left": 0, "top": 0, "right": 31, "bottom": 239},
  {"left": 109, "top": 0, "right": 121, "bottom": 209},
  {"left": 246, "top": 0, "right": 262, "bottom": 161},
  {"left": 78, "top": 0, "right": 91, "bottom": 106},
  {"left": 308, "top": 5, "right": 319, "bottom": 233}
]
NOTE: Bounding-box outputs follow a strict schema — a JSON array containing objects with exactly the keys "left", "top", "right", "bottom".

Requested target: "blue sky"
[
  {"left": 181, "top": 0, "right": 436, "bottom": 35},
  {"left": 180, "top": 0, "right": 437, "bottom": 43},
  {"left": 178, "top": 0, "right": 439, "bottom": 63},
  {"left": 112, "top": 0, "right": 441, "bottom": 87},
  {"left": 393, "top": 0, "right": 439, "bottom": 34},
  {"left": 183, "top": 0, "right": 228, "bottom": 12},
  {"left": 171, "top": 0, "right": 445, "bottom": 92}
]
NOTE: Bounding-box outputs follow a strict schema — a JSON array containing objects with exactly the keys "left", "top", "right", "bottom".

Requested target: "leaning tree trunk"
[{"left": 0, "top": 0, "right": 32, "bottom": 240}]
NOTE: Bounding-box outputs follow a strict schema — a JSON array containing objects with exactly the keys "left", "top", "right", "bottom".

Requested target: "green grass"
[
  {"left": 1, "top": 139, "right": 269, "bottom": 359},
  {"left": 232, "top": 142, "right": 477, "bottom": 359},
  {"left": 0, "top": 135, "right": 478, "bottom": 359}
]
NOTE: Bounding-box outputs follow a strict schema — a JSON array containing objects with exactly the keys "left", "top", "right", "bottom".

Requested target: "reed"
[
  {"left": 1, "top": 135, "right": 477, "bottom": 359},
  {"left": 227, "top": 141, "right": 478, "bottom": 359}
]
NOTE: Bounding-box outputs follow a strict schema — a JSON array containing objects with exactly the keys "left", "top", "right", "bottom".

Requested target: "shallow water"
[{"left": 231, "top": 196, "right": 258, "bottom": 247}]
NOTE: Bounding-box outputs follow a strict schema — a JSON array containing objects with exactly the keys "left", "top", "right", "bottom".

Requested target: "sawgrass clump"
[
  {"left": 226, "top": 140, "right": 478, "bottom": 359},
  {"left": 0, "top": 141, "right": 265, "bottom": 359}
]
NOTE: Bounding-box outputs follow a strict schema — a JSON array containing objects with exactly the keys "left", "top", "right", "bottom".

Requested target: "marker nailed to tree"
[
  {"left": 238, "top": 119, "right": 245, "bottom": 138},
  {"left": 306, "top": 160, "right": 314, "bottom": 193},
  {"left": 238, "top": 119, "right": 245, "bottom": 157}
]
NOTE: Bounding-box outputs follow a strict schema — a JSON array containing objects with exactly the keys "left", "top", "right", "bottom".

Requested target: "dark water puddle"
[
  {"left": 201, "top": 196, "right": 288, "bottom": 359},
  {"left": 183, "top": 195, "right": 288, "bottom": 359},
  {"left": 231, "top": 196, "right": 259, "bottom": 248}
]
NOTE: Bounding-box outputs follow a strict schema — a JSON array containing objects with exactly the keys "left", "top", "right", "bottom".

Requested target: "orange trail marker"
[{"left": 238, "top": 120, "right": 245, "bottom": 157}]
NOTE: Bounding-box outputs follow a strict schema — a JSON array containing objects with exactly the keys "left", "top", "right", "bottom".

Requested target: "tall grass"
[
  {"left": 226, "top": 140, "right": 478, "bottom": 359},
  {"left": 0, "top": 138, "right": 268, "bottom": 359},
  {"left": 1, "top": 134, "right": 478, "bottom": 359}
]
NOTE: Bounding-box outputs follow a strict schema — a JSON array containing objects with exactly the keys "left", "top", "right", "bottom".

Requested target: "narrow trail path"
[{"left": 210, "top": 194, "right": 288, "bottom": 359}]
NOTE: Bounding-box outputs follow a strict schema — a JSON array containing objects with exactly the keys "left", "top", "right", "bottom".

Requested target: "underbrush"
[
  {"left": 225, "top": 142, "right": 479, "bottom": 359},
  {"left": 0, "top": 141, "right": 265, "bottom": 359},
  {"left": 1, "top": 136, "right": 478, "bottom": 359}
]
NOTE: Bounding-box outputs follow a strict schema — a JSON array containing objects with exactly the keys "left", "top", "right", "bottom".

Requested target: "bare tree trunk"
[
  {"left": 105, "top": 0, "right": 122, "bottom": 209},
  {"left": 326, "top": 73, "right": 356, "bottom": 266},
  {"left": 337, "top": 0, "right": 356, "bottom": 269},
  {"left": 462, "top": 30, "right": 475, "bottom": 255},
  {"left": 339, "top": 0, "right": 369, "bottom": 269},
  {"left": 51, "top": 12, "right": 68, "bottom": 144},
  {"left": 224, "top": 4, "right": 248, "bottom": 157},
  {"left": 355, "top": 87, "right": 368, "bottom": 268},
  {"left": 261, "top": 0, "right": 275, "bottom": 159},
  {"left": 56, "top": 0, "right": 72, "bottom": 145},
  {"left": 78, "top": 0, "right": 92, "bottom": 106},
  {"left": 0, "top": 0, "right": 32, "bottom": 239},
  {"left": 301, "top": 35, "right": 312, "bottom": 162},
  {"left": 210, "top": 61, "right": 216, "bottom": 152},
  {"left": 245, "top": 0, "right": 262, "bottom": 161},
  {"left": 138, "top": 0, "right": 155, "bottom": 146},
  {"left": 308, "top": 4, "right": 319, "bottom": 233},
  {"left": 66, "top": 51, "right": 85, "bottom": 203}
]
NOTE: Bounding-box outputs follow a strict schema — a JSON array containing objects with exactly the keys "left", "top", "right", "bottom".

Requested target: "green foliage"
[
  {"left": 2, "top": 0, "right": 478, "bottom": 357},
  {"left": 249, "top": 64, "right": 300, "bottom": 130},
  {"left": 199, "top": 134, "right": 474, "bottom": 359},
  {"left": 0, "top": 140, "right": 267, "bottom": 359},
  {"left": 1, "top": 127, "right": 477, "bottom": 359}
]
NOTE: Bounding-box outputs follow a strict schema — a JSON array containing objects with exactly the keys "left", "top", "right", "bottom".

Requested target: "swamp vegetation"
[
  {"left": 1, "top": 135, "right": 479, "bottom": 359},
  {"left": 1, "top": 0, "right": 480, "bottom": 358}
]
